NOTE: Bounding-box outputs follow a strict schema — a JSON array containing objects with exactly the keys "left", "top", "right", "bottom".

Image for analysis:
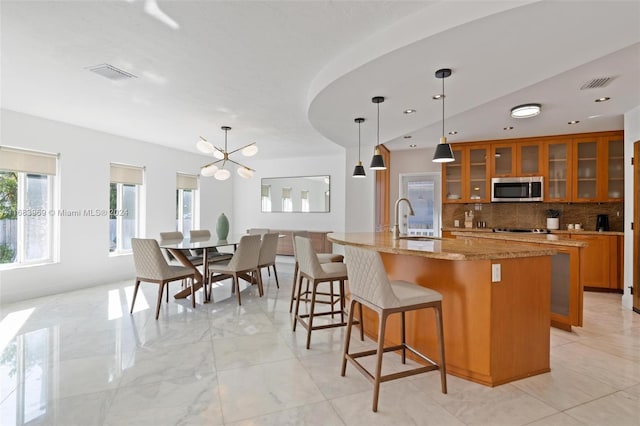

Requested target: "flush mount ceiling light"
[
  {"left": 510, "top": 103, "right": 541, "bottom": 118},
  {"left": 432, "top": 68, "right": 455, "bottom": 163},
  {"left": 369, "top": 96, "right": 387, "bottom": 170},
  {"left": 352, "top": 118, "right": 366, "bottom": 178},
  {"left": 198, "top": 126, "right": 257, "bottom": 180}
]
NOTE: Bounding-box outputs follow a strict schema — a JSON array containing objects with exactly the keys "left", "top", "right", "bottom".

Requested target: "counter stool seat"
[{"left": 342, "top": 245, "right": 447, "bottom": 412}]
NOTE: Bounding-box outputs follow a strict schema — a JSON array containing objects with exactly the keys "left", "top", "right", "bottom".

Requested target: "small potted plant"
[{"left": 546, "top": 209, "right": 561, "bottom": 230}]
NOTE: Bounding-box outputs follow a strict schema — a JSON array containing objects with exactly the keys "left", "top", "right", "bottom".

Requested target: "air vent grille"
[
  {"left": 580, "top": 77, "right": 614, "bottom": 90},
  {"left": 86, "top": 64, "right": 137, "bottom": 81}
]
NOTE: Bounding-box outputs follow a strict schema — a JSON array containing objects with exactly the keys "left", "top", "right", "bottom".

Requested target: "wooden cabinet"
[
  {"left": 274, "top": 230, "right": 333, "bottom": 255},
  {"left": 572, "top": 132, "right": 624, "bottom": 202},
  {"left": 605, "top": 136, "right": 624, "bottom": 201},
  {"left": 491, "top": 141, "right": 541, "bottom": 177},
  {"left": 443, "top": 144, "right": 489, "bottom": 203},
  {"left": 543, "top": 140, "right": 572, "bottom": 202},
  {"left": 570, "top": 234, "right": 621, "bottom": 290}
]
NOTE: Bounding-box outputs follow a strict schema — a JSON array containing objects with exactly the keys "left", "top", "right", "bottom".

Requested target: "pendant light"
[
  {"left": 432, "top": 68, "right": 455, "bottom": 163},
  {"left": 352, "top": 117, "right": 366, "bottom": 178},
  {"left": 369, "top": 96, "right": 387, "bottom": 170}
]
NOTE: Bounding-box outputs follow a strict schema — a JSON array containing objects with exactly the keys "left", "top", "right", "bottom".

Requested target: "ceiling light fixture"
[
  {"left": 432, "top": 94, "right": 444, "bottom": 100},
  {"left": 595, "top": 97, "right": 610, "bottom": 103},
  {"left": 198, "top": 126, "right": 257, "bottom": 180},
  {"left": 352, "top": 118, "right": 366, "bottom": 178},
  {"left": 369, "top": 96, "right": 387, "bottom": 170},
  {"left": 404, "top": 109, "right": 416, "bottom": 114},
  {"left": 510, "top": 103, "right": 541, "bottom": 118},
  {"left": 432, "top": 68, "right": 455, "bottom": 163},
  {"left": 568, "top": 120, "right": 580, "bottom": 125},
  {"left": 504, "top": 126, "right": 514, "bottom": 130},
  {"left": 409, "top": 144, "right": 417, "bottom": 148},
  {"left": 448, "top": 130, "right": 458, "bottom": 135}
]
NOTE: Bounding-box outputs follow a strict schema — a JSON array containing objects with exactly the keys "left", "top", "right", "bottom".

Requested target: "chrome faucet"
[{"left": 393, "top": 198, "right": 415, "bottom": 239}]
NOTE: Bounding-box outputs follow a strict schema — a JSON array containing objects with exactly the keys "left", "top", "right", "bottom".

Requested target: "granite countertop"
[
  {"left": 450, "top": 231, "right": 588, "bottom": 247},
  {"left": 442, "top": 227, "right": 623, "bottom": 236},
  {"left": 327, "top": 232, "right": 557, "bottom": 261}
]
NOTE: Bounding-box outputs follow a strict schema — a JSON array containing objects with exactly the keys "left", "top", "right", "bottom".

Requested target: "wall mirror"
[{"left": 261, "top": 175, "right": 330, "bottom": 212}]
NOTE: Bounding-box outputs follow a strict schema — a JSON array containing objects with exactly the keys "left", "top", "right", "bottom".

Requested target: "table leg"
[{"left": 169, "top": 249, "right": 205, "bottom": 300}]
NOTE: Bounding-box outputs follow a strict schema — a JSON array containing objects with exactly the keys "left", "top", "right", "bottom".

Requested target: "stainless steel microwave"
[{"left": 491, "top": 176, "right": 543, "bottom": 202}]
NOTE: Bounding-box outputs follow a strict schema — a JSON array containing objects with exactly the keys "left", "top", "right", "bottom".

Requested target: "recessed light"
[
  {"left": 510, "top": 103, "right": 541, "bottom": 118},
  {"left": 568, "top": 120, "right": 580, "bottom": 125},
  {"left": 403, "top": 135, "right": 412, "bottom": 139},
  {"left": 588, "top": 114, "right": 603, "bottom": 119},
  {"left": 409, "top": 144, "right": 417, "bottom": 148},
  {"left": 403, "top": 109, "right": 416, "bottom": 114},
  {"left": 432, "top": 94, "right": 444, "bottom": 100},
  {"left": 503, "top": 126, "right": 514, "bottom": 130},
  {"left": 448, "top": 131, "right": 458, "bottom": 135},
  {"left": 595, "top": 97, "right": 610, "bottom": 103}
]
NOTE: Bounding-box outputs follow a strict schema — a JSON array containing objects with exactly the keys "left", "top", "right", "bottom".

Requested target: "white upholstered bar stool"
[
  {"left": 342, "top": 245, "right": 447, "bottom": 412},
  {"left": 288, "top": 231, "right": 344, "bottom": 313}
]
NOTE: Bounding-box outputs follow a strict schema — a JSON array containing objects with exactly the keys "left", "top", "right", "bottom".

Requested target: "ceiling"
[{"left": 2, "top": 1, "right": 639, "bottom": 162}]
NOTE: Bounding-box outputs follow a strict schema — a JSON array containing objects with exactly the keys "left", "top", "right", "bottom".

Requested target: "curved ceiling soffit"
[{"left": 306, "top": 0, "right": 539, "bottom": 140}]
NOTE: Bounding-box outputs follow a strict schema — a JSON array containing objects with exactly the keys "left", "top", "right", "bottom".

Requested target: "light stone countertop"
[
  {"left": 442, "top": 227, "right": 623, "bottom": 236},
  {"left": 450, "top": 231, "right": 588, "bottom": 247},
  {"left": 327, "top": 232, "right": 557, "bottom": 261}
]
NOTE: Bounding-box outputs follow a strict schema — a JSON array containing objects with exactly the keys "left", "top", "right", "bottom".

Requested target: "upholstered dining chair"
[
  {"left": 288, "top": 230, "right": 344, "bottom": 313},
  {"left": 130, "top": 238, "right": 197, "bottom": 320},
  {"left": 342, "top": 245, "right": 447, "bottom": 412},
  {"left": 159, "top": 231, "right": 203, "bottom": 267},
  {"left": 247, "top": 228, "right": 270, "bottom": 236},
  {"left": 189, "top": 229, "right": 233, "bottom": 263},
  {"left": 209, "top": 234, "right": 263, "bottom": 305},
  {"left": 258, "top": 232, "right": 280, "bottom": 288}
]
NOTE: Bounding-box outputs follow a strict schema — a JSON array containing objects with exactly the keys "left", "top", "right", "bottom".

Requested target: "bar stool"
[
  {"left": 293, "top": 236, "right": 361, "bottom": 349},
  {"left": 342, "top": 245, "right": 447, "bottom": 412}
]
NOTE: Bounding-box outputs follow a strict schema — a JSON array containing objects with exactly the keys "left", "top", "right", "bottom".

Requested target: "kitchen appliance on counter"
[
  {"left": 491, "top": 176, "right": 543, "bottom": 202},
  {"left": 493, "top": 228, "right": 550, "bottom": 234},
  {"left": 596, "top": 214, "right": 610, "bottom": 231}
]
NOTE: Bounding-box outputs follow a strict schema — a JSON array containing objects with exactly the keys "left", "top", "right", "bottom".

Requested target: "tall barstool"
[{"left": 342, "top": 245, "right": 447, "bottom": 412}]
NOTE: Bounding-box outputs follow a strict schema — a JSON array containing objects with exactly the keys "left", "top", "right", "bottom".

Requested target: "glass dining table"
[{"left": 159, "top": 234, "right": 241, "bottom": 302}]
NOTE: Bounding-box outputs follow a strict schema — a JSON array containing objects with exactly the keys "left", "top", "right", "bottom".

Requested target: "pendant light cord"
[
  {"left": 441, "top": 76, "right": 445, "bottom": 138},
  {"left": 358, "top": 120, "right": 362, "bottom": 161},
  {"left": 376, "top": 102, "right": 380, "bottom": 148}
]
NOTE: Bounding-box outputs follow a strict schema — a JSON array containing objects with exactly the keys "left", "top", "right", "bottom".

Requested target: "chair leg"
[
  {"left": 339, "top": 280, "right": 345, "bottom": 323},
  {"left": 256, "top": 268, "right": 264, "bottom": 297},
  {"left": 435, "top": 303, "right": 448, "bottom": 394},
  {"left": 130, "top": 280, "right": 141, "bottom": 314},
  {"left": 289, "top": 261, "right": 299, "bottom": 312},
  {"left": 155, "top": 283, "right": 165, "bottom": 320},
  {"left": 191, "top": 278, "right": 196, "bottom": 308},
  {"left": 330, "top": 281, "right": 335, "bottom": 318},
  {"left": 341, "top": 299, "right": 357, "bottom": 377},
  {"left": 358, "top": 302, "right": 365, "bottom": 341},
  {"left": 306, "top": 280, "right": 318, "bottom": 350},
  {"left": 166, "top": 282, "right": 170, "bottom": 302},
  {"left": 293, "top": 274, "right": 305, "bottom": 331},
  {"left": 272, "top": 264, "right": 279, "bottom": 288},
  {"left": 234, "top": 274, "right": 242, "bottom": 305},
  {"left": 401, "top": 311, "right": 406, "bottom": 364},
  {"left": 372, "top": 311, "right": 388, "bottom": 412}
]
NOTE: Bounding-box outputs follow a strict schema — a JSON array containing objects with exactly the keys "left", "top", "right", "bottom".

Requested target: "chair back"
[
  {"left": 292, "top": 231, "right": 310, "bottom": 259},
  {"left": 189, "top": 229, "right": 211, "bottom": 239},
  {"left": 228, "top": 234, "right": 261, "bottom": 271},
  {"left": 159, "top": 231, "right": 183, "bottom": 241},
  {"left": 258, "top": 232, "right": 279, "bottom": 265},
  {"left": 294, "top": 236, "right": 323, "bottom": 278},
  {"left": 344, "top": 245, "right": 399, "bottom": 308},
  {"left": 248, "top": 228, "right": 270, "bottom": 236},
  {"left": 132, "top": 238, "right": 172, "bottom": 280}
]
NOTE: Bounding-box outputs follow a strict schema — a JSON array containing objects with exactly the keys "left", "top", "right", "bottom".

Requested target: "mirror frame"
[{"left": 260, "top": 175, "right": 330, "bottom": 213}]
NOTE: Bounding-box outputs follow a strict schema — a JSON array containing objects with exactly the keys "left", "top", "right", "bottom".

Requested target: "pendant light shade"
[
  {"left": 432, "top": 68, "right": 455, "bottom": 163},
  {"left": 370, "top": 96, "right": 387, "bottom": 170},
  {"left": 352, "top": 117, "right": 367, "bottom": 178}
]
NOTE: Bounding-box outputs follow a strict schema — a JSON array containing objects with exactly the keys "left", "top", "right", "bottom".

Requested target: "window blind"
[
  {"left": 177, "top": 173, "right": 198, "bottom": 190},
  {"left": 0, "top": 146, "right": 58, "bottom": 175},
  {"left": 282, "top": 187, "right": 292, "bottom": 198},
  {"left": 110, "top": 163, "right": 144, "bottom": 185},
  {"left": 301, "top": 190, "right": 309, "bottom": 200},
  {"left": 261, "top": 185, "right": 270, "bottom": 197}
]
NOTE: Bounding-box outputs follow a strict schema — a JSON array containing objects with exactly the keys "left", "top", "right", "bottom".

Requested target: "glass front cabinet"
[
  {"left": 443, "top": 144, "right": 489, "bottom": 203},
  {"left": 544, "top": 140, "right": 572, "bottom": 202}
]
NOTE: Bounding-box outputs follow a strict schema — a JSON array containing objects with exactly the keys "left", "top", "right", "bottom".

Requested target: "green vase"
[{"left": 216, "top": 213, "right": 229, "bottom": 240}]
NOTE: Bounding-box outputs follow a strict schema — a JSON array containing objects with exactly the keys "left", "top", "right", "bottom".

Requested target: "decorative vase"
[
  {"left": 216, "top": 213, "right": 229, "bottom": 240},
  {"left": 546, "top": 218, "right": 559, "bottom": 230}
]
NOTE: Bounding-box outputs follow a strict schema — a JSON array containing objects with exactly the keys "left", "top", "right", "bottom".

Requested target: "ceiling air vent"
[
  {"left": 86, "top": 64, "right": 137, "bottom": 81},
  {"left": 580, "top": 77, "right": 614, "bottom": 90}
]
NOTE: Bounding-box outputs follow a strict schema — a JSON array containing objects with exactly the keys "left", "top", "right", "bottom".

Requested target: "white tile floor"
[{"left": 1, "top": 258, "right": 639, "bottom": 425}]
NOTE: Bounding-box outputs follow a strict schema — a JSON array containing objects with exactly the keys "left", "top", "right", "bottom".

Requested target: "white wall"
[
  {"left": 344, "top": 145, "right": 376, "bottom": 232},
  {"left": 233, "top": 153, "right": 346, "bottom": 235},
  {"left": 623, "top": 105, "right": 640, "bottom": 309},
  {"left": 0, "top": 109, "right": 233, "bottom": 303}
]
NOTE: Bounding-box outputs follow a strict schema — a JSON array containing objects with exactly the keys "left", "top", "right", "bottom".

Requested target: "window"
[
  {"left": 0, "top": 146, "right": 58, "bottom": 267},
  {"left": 261, "top": 185, "right": 271, "bottom": 212},
  {"left": 176, "top": 173, "right": 198, "bottom": 233},
  {"left": 400, "top": 172, "right": 441, "bottom": 237},
  {"left": 281, "top": 187, "right": 292, "bottom": 212},
  {"left": 300, "top": 190, "right": 309, "bottom": 212},
  {"left": 110, "top": 163, "right": 143, "bottom": 254}
]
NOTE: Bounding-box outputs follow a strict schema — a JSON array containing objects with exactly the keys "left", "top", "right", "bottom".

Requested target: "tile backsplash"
[{"left": 443, "top": 202, "right": 624, "bottom": 231}]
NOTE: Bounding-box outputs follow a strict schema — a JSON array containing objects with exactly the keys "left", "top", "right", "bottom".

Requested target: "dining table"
[{"left": 159, "top": 234, "right": 241, "bottom": 302}]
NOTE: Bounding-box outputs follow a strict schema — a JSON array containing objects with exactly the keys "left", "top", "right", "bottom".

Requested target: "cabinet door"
[
  {"left": 443, "top": 147, "right": 465, "bottom": 203},
  {"left": 572, "top": 234, "right": 611, "bottom": 288},
  {"left": 492, "top": 143, "right": 515, "bottom": 176},
  {"left": 467, "top": 146, "right": 489, "bottom": 201},
  {"left": 517, "top": 142, "right": 542, "bottom": 176},
  {"left": 544, "top": 141, "right": 571, "bottom": 201},
  {"left": 605, "top": 137, "right": 624, "bottom": 200},
  {"left": 573, "top": 138, "right": 599, "bottom": 202}
]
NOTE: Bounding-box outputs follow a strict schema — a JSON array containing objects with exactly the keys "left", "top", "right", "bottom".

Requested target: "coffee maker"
[{"left": 596, "top": 214, "right": 610, "bottom": 232}]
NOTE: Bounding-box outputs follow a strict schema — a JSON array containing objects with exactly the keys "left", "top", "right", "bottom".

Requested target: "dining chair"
[
  {"left": 342, "top": 245, "right": 447, "bottom": 412},
  {"left": 292, "top": 236, "right": 354, "bottom": 349},
  {"left": 159, "top": 231, "right": 203, "bottom": 267},
  {"left": 257, "top": 232, "right": 280, "bottom": 288},
  {"left": 288, "top": 230, "right": 344, "bottom": 313},
  {"left": 130, "top": 238, "right": 197, "bottom": 320},
  {"left": 247, "top": 228, "right": 270, "bottom": 236},
  {"left": 189, "top": 229, "right": 233, "bottom": 263},
  {"left": 209, "top": 234, "right": 263, "bottom": 305}
]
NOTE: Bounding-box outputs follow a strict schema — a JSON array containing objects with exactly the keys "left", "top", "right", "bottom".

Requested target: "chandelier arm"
[
  {"left": 213, "top": 146, "right": 225, "bottom": 153},
  {"left": 201, "top": 159, "right": 224, "bottom": 168},
  {"left": 227, "top": 142, "right": 256, "bottom": 155},
  {"left": 227, "top": 158, "right": 255, "bottom": 171}
]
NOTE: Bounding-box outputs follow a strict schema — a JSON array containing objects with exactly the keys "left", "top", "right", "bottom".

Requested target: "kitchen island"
[{"left": 328, "top": 232, "right": 557, "bottom": 387}]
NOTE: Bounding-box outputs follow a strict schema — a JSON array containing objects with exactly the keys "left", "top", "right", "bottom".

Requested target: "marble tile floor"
[{"left": 1, "top": 258, "right": 638, "bottom": 425}]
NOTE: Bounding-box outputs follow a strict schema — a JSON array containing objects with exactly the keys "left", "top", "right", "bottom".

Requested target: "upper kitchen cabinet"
[
  {"left": 491, "top": 141, "right": 542, "bottom": 177},
  {"left": 605, "top": 136, "right": 624, "bottom": 201},
  {"left": 571, "top": 131, "right": 624, "bottom": 202},
  {"left": 443, "top": 144, "right": 490, "bottom": 203},
  {"left": 544, "top": 140, "right": 572, "bottom": 202}
]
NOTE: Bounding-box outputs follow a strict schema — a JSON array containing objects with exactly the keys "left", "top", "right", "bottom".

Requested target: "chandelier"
[{"left": 197, "top": 126, "right": 257, "bottom": 180}]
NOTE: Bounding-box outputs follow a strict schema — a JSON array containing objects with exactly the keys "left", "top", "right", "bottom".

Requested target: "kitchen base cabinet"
[
  {"left": 274, "top": 230, "right": 333, "bottom": 255},
  {"left": 570, "top": 234, "right": 622, "bottom": 291}
]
